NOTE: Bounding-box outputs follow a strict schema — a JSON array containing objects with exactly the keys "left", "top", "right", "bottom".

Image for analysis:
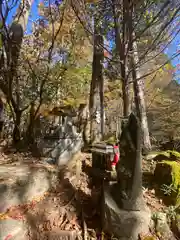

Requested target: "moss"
[
  {"left": 141, "top": 237, "right": 157, "bottom": 240},
  {"left": 157, "top": 161, "right": 180, "bottom": 206},
  {"left": 176, "top": 214, "right": 180, "bottom": 231},
  {"left": 154, "top": 150, "right": 180, "bottom": 161},
  {"left": 161, "top": 161, "right": 180, "bottom": 188},
  {"left": 103, "top": 134, "right": 116, "bottom": 145},
  {"left": 167, "top": 150, "right": 180, "bottom": 159}
]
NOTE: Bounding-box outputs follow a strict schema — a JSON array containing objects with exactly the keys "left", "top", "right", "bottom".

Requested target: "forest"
[{"left": 0, "top": 0, "right": 180, "bottom": 239}]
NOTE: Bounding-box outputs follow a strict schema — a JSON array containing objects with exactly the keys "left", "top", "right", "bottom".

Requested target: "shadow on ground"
[{"left": 0, "top": 150, "right": 105, "bottom": 240}]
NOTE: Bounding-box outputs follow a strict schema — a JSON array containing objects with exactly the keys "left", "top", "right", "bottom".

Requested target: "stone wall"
[{"left": 38, "top": 116, "right": 83, "bottom": 166}]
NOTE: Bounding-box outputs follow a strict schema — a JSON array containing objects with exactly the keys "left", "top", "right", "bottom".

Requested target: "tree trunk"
[
  {"left": 127, "top": 1, "right": 151, "bottom": 151},
  {"left": 133, "top": 40, "right": 151, "bottom": 151},
  {"left": 112, "top": 0, "right": 130, "bottom": 117},
  {"left": 10, "top": 0, "right": 34, "bottom": 144},
  {"left": 9, "top": 0, "right": 34, "bottom": 77},
  {"left": 89, "top": 9, "right": 104, "bottom": 143},
  {"left": 13, "top": 110, "right": 22, "bottom": 143},
  {"left": 100, "top": 47, "right": 105, "bottom": 139},
  {"left": 0, "top": 99, "right": 4, "bottom": 139},
  {"left": 26, "top": 103, "right": 36, "bottom": 144}
]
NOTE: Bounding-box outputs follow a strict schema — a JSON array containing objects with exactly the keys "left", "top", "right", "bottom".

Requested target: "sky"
[
  {"left": 164, "top": 34, "right": 180, "bottom": 82},
  {"left": 5, "top": 0, "right": 39, "bottom": 34},
  {"left": 4, "top": 0, "right": 180, "bottom": 82}
]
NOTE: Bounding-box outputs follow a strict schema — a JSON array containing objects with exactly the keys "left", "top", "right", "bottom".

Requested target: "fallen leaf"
[{"left": 0, "top": 213, "right": 9, "bottom": 220}]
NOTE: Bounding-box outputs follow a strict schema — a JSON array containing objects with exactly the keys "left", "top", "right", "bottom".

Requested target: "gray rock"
[
  {"left": 102, "top": 183, "right": 151, "bottom": 240},
  {"left": 45, "top": 229, "right": 78, "bottom": 240},
  {"left": 145, "top": 152, "right": 160, "bottom": 160},
  {"left": 39, "top": 117, "right": 83, "bottom": 166},
  {"left": 0, "top": 219, "right": 27, "bottom": 240},
  {"left": 155, "top": 212, "right": 176, "bottom": 240},
  {"left": 0, "top": 164, "right": 59, "bottom": 213}
]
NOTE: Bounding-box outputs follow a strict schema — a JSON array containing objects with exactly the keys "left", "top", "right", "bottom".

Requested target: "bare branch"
[{"left": 129, "top": 51, "right": 180, "bottom": 84}]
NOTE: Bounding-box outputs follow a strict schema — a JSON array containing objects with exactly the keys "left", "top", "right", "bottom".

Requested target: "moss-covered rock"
[
  {"left": 154, "top": 161, "right": 180, "bottom": 206},
  {"left": 153, "top": 150, "right": 180, "bottom": 162}
]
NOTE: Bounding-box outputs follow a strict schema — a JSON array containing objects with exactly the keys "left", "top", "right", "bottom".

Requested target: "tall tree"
[
  {"left": 0, "top": 0, "right": 34, "bottom": 143},
  {"left": 111, "top": 0, "right": 180, "bottom": 151},
  {"left": 89, "top": 1, "right": 104, "bottom": 143},
  {"left": 112, "top": 0, "right": 130, "bottom": 117},
  {"left": 127, "top": 1, "right": 151, "bottom": 151}
]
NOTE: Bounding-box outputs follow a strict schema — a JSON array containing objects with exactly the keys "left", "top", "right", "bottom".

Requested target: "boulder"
[
  {"left": 154, "top": 161, "right": 180, "bottom": 206},
  {"left": 153, "top": 150, "right": 180, "bottom": 162},
  {"left": 0, "top": 219, "right": 27, "bottom": 240},
  {"left": 155, "top": 212, "right": 176, "bottom": 240},
  {"left": 102, "top": 183, "right": 151, "bottom": 240},
  {"left": 0, "top": 164, "right": 59, "bottom": 213}
]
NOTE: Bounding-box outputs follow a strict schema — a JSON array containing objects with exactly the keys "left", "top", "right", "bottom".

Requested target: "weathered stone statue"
[
  {"left": 113, "top": 112, "right": 145, "bottom": 211},
  {"left": 103, "top": 113, "right": 151, "bottom": 239}
]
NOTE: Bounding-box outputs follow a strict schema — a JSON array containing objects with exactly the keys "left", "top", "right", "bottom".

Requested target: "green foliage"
[
  {"left": 0, "top": 0, "right": 179, "bottom": 145},
  {"left": 165, "top": 205, "right": 177, "bottom": 222},
  {"left": 103, "top": 133, "right": 117, "bottom": 145},
  {"left": 0, "top": 1, "right": 93, "bottom": 140},
  {"left": 62, "top": 65, "right": 91, "bottom": 100},
  {"left": 161, "top": 184, "right": 177, "bottom": 196}
]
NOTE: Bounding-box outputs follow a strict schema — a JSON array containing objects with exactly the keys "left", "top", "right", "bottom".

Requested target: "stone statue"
[
  {"left": 103, "top": 113, "right": 151, "bottom": 239},
  {"left": 112, "top": 112, "right": 145, "bottom": 211}
]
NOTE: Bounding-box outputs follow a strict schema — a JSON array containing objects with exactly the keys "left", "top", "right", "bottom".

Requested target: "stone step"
[
  {"left": 0, "top": 220, "right": 79, "bottom": 240},
  {"left": 0, "top": 219, "right": 27, "bottom": 240},
  {"left": 0, "top": 163, "right": 59, "bottom": 213},
  {"left": 45, "top": 229, "right": 78, "bottom": 240}
]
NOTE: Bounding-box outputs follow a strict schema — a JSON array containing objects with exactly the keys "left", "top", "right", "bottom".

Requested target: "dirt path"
[{"left": 0, "top": 152, "right": 104, "bottom": 239}]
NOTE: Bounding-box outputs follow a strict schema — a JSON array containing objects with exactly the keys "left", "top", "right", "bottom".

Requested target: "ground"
[{"left": 0, "top": 149, "right": 178, "bottom": 240}]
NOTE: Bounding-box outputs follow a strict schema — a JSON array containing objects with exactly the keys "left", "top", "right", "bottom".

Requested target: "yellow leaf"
[{"left": 0, "top": 213, "right": 9, "bottom": 220}]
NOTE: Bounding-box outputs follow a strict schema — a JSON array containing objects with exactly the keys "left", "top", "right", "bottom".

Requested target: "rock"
[
  {"left": 39, "top": 116, "right": 83, "bottom": 166},
  {"left": 154, "top": 161, "right": 180, "bottom": 206},
  {"left": 145, "top": 151, "right": 161, "bottom": 161},
  {"left": 155, "top": 212, "right": 176, "bottom": 240},
  {"left": 0, "top": 219, "right": 27, "bottom": 240},
  {"left": 44, "top": 158, "right": 56, "bottom": 165},
  {"left": 102, "top": 183, "right": 151, "bottom": 240},
  {"left": 45, "top": 229, "right": 78, "bottom": 240},
  {"left": 0, "top": 164, "right": 59, "bottom": 213},
  {"left": 153, "top": 150, "right": 180, "bottom": 162},
  {"left": 175, "top": 213, "right": 180, "bottom": 237}
]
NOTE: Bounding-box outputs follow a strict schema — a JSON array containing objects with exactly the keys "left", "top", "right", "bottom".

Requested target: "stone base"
[{"left": 102, "top": 183, "right": 151, "bottom": 240}]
